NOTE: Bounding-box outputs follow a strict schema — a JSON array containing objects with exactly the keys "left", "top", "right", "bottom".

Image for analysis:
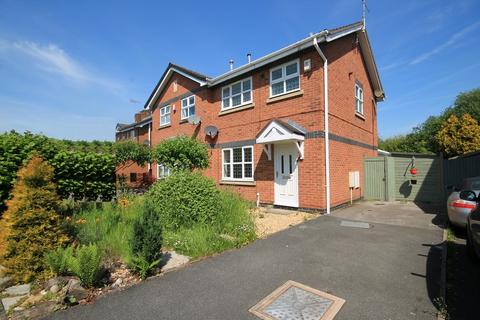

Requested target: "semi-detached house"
[{"left": 115, "top": 21, "right": 385, "bottom": 212}]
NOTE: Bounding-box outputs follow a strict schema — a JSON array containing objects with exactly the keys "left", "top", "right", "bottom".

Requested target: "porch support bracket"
[
  {"left": 263, "top": 144, "right": 272, "bottom": 160},
  {"left": 295, "top": 141, "right": 304, "bottom": 160}
]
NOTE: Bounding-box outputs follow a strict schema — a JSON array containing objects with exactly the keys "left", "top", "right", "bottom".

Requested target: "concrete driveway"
[{"left": 47, "top": 202, "right": 443, "bottom": 320}]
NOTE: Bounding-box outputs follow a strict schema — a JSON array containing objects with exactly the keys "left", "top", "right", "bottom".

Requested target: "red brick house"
[{"left": 116, "top": 21, "right": 385, "bottom": 212}]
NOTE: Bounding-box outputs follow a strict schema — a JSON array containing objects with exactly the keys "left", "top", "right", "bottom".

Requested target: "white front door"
[{"left": 274, "top": 143, "right": 299, "bottom": 207}]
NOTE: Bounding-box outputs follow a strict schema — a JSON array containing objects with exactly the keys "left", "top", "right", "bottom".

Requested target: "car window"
[{"left": 471, "top": 181, "right": 480, "bottom": 190}]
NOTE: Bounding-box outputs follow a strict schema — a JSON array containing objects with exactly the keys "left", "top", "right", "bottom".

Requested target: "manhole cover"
[
  {"left": 249, "top": 281, "right": 345, "bottom": 320},
  {"left": 340, "top": 220, "right": 370, "bottom": 229}
]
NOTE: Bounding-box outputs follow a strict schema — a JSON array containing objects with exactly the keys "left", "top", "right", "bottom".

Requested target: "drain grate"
[
  {"left": 249, "top": 281, "right": 345, "bottom": 320},
  {"left": 340, "top": 220, "right": 370, "bottom": 229}
]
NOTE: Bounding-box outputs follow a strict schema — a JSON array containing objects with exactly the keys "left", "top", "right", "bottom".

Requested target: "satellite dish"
[
  {"left": 204, "top": 125, "right": 218, "bottom": 138},
  {"left": 187, "top": 115, "right": 201, "bottom": 125}
]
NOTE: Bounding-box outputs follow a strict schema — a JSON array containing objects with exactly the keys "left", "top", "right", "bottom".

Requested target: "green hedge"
[{"left": 0, "top": 131, "right": 116, "bottom": 211}]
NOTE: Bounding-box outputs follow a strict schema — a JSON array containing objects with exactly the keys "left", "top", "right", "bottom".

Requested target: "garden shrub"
[
  {"left": 45, "top": 246, "right": 74, "bottom": 275},
  {"left": 130, "top": 204, "right": 163, "bottom": 263},
  {"left": 69, "top": 244, "right": 102, "bottom": 288},
  {"left": 152, "top": 136, "right": 209, "bottom": 171},
  {"left": 2, "top": 156, "right": 69, "bottom": 282},
  {"left": 146, "top": 171, "right": 220, "bottom": 230}
]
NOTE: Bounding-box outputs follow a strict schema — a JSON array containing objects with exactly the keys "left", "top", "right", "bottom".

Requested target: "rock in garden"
[
  {"left": 0, "top": 276, "right": 12, "bottom": 291},
  {"left": 160, "top": 251, "right": 190, "bottom": 272},
  {"left": 66, "top": 280, "right": 88, "bottom": 301},
  {"left": 4, "top": 284, "right": 30, "bottom": 296},
  {"left": 112, "top": 278, "right": 123, "bottom": 288},
  {"left": 50, "top": 284, "right": 60, "bottom": 293},
  {"left": 1, "top": 295, "right": 27, "bottom": 311}
]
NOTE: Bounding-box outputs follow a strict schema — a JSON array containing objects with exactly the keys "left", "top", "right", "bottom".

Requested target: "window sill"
[
  {"left": 158, "top": 124, "right": 171, "bottom": 129},
  {"left": 179, "top": 119, "right": 188, "bottom": 124},
  {"left": 219, "top": 103, "right": 255, "bottom": 116},
  {"left": 355, "top": 112, "right": 365, "bottom": 120},
  {"left": 266, "top": 90, "right": 303, "bottom": 104},
  {"left": 220, "top": 180, "right": 256, "bottom": 186}
]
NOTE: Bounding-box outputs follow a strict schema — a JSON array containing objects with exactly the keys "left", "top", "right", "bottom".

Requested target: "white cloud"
[
  {"left": 410, "top": 21, "right": 480, "bottom": 65},
  {"left": 0, "top": 39, "right": 123, "bottom": 91}
]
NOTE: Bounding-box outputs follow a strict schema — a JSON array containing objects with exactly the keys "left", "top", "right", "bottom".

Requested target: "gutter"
[{"left": 313, "top": 34, "right": 331, "bottom": 215}]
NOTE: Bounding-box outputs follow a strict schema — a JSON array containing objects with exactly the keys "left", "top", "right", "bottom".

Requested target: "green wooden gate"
[
  {"left": 364, "top": 153, "right": 443, "bottom": 204},
  {"left": 364, "top": 157, "right": 387, "bottom": 201}
]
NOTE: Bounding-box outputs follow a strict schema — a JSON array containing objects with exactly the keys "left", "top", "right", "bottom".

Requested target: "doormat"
[
  {"left": 339, "top": 220, "right": 371, "bottom": 229},
  {"left": 249, "top": 280, "right": 345, "bottom": 320}
]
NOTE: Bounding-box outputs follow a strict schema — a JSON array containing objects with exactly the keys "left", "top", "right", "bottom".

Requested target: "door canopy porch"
[{"left": 256, "top": 119, "right": 306, "bottom": 160}]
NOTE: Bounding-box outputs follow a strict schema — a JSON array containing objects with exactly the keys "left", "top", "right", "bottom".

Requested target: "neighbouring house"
[
  {"left": 115, "top": 110, "right": 154, "bottom": 189},
  {"left": 115, "top": 21, "right": 385, "bottom": 211}
]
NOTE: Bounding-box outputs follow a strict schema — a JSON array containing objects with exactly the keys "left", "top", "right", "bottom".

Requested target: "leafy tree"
[
  {"left": 114, "top": 141, "right": 152, "bottom": 168},
  {"left": 380, "top": 88, "right": 480, "bottom": 154},
  {"left": 436, "top": 114, "right": 480, "bottom": 157},
  {"left": 2, "top": 156, "right": 69, "bottom": 282},
  {"left": 152, "top": 136, "right": 209, "bottom": 171}
]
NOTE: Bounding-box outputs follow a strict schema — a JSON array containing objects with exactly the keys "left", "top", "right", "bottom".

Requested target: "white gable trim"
[
  {"left": 145, "top": 67, "right": 207, "bottom": 110},
  {"left": 256, "top": 120, "right": 305, "bottom": 144}
]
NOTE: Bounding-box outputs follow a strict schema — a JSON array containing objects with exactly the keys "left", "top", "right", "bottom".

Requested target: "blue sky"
[{"left": 0, "top": 0, "right": 479, "bottom": 141}]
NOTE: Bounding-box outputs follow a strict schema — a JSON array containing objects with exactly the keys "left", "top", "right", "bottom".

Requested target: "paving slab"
[
  {"left": 47, "top": 207, "right": 442, "bottom": 320},
  {"left": 1, "top": 295, "right": 26, "bottom": 312},
  {"left": 4, "top": 284, "right": 30, "bottom": 296}
]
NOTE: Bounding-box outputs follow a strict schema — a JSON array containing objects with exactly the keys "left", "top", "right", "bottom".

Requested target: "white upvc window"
[
  {"left": 222, "top": 146, "right": 254, "bottom": 181},
  {"left": 160, "top": 105, "right": 171, "bottom": 126},
  {"left": 355, "top": 84, "right": 364, "bottom": 115},
  {"left": 270, "top": 59, "right": 300, "bottom": 97},
  {"left": 221, "top": 77, "right": 252, "bottom": 110},
  {"left": 157, "top": 164, "right": 171, "bottom": 179},
  {"left": 181, "top": 95, "right": 195, "bottom": 120}
]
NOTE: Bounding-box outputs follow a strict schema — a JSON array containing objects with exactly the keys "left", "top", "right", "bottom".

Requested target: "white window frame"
[
  {"left": 222, "top": 146, "right": 254, "bottom": 181},
  {"left": 181, "top": 95, "right": 195, "bottom": 120},
  {"left": 160, "top": 105, "right": 171, "bottom": 126},
  {"left": 221, "top": 77, "right": 253, "bottom": 110},
  {"left": 269, "top": 59, "right": 300, "bottom": 98},
  {"left": 355, "top": 84, "right": 364, "bottom": 115},
  {"left": 156, "top": 164, "right": 171, "bottom": 179}
]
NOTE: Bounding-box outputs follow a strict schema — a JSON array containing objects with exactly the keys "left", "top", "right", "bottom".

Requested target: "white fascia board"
[
  {"left": 256, "top": 120, "right": 305, "bottom": 144},
  {"left": 325, "top": 24, "right": 363, "bottom": 42},
  {"left": 357, "top": 32, "right": 385, "bottom": 101},
  {"left": 145, "top": 67, "right": 207, "bottom": 110},
  {"left": 209, "top": 31, "right": 328, "bottom": 86}
]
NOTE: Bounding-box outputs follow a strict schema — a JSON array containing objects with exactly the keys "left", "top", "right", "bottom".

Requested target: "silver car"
[{"left": 447, "top": 176, "right": 480, "bottom": 228}]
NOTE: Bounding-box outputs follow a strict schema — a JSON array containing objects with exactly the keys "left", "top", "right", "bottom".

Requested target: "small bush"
[
  {"left": 131, "top": 204, "right": 163, "bottom": 263},
  {"left": 128, "top": 255, "right": 160, "bottom": 280},
  {"left": 69, "top": 244, "right": 102, "bottom": 288},
  {"left": 146, "top": 171, "right": 220, "bottom": 230},
  {"left": 45, "top": 246, "right": 74, "bottom": 275},
  {"left": 2, "top": 156, "right": 69, "bottom": 282}
]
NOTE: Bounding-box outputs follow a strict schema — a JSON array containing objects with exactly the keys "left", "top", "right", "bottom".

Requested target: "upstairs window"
[
  {"left": 270, "top": 60, "right": 300, "bottom": 97},
  {"left": 222, "top": 146, "right": 254, "bottom": 181},
  {"left": 355, "top": 84, "right": 364, "bottom": 115},
  {"left": 160, "top": 105, "right": 171, "bottom": 126},
  {"left": 221, "top": 78, "right": 252, "bottom": 110},
  {"left": 181, "top": 95, "right": 195, "bottom": 120}
]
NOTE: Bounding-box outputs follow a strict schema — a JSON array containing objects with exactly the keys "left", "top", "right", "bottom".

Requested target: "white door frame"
[{"left": 274, "top": 143, "right": 299, "bottom": 207}]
